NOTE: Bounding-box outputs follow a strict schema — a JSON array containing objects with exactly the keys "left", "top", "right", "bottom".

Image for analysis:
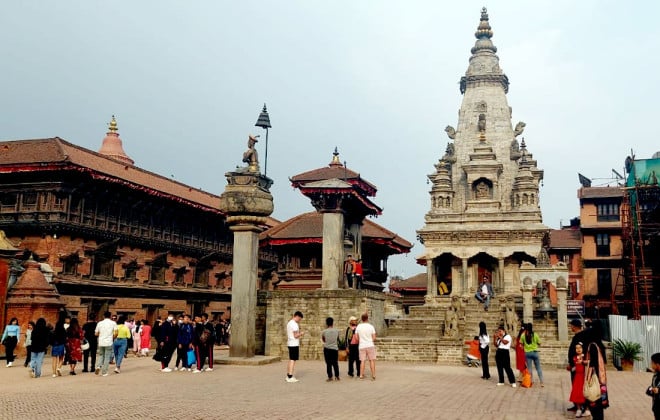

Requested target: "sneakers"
[
  {"left": 567, "top": 406, "right": 578, "bottom": 412},
  {"left": 285, "top": 376, "right": 299, "bottom": 383},
  {"left": 326, "top": 378, "right": 333, "bottom": 382},
  {"left": 7, "top": 362, "right": 13, "bottom": 367},
  {"left": 511, "top": 383, "right": 517, "bottom": 388},
  {"left": 161, "top": 368, "right": 172, "bottom": 373},
  {"left": 102, "top": 373, "right": 109, "bottom": 377},
  {"left": 204, "top": 367, "right": 213, "bottom": 372},
  {"left": 192, "top": 369, "right": 201, "bottom": 373},
  {"left": 187, "top": 368, "right": 192, "bottom": 372},
  {"left": 56, "top": 368, "right": 62, "bottom": 376},
  {"left": 114, "top": 368, "right": 120, "bottom": 374},
  {"left": 497, "top": 383, "right": 505, "bottom": 386},
  {"left": 30, "top": 369, "right": 35, "bottom": 378},
  {"left": 95, "top": 367, "right": 100, "bottom": 375},
  {"left": 576, "top": 409, "right": 591, "bottom": 418},
  {"left": 174, "top": 367, "right": 179, "bottom": 371}
]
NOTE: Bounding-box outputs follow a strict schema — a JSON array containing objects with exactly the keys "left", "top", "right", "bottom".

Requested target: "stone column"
[
  {"left": 219, "top": 171, "right": 274, "bottom": 358},
  {"left": 521, "top": 276, "right": 534, "bottom": 324},
  {"left": 497, "top": 257, "right": 505, "bottom": 293},
  {"left": 461, "top": 258, "right": 468, "bottom": 295},
  {"left": 556, "top": 276, "right": 568, "bottom": 341},
  {"left": 426, "top": 259, "right": 436, "bottom": 299},
  {"left": 322, "top": 211, "right": 344, "bottom": 290}
]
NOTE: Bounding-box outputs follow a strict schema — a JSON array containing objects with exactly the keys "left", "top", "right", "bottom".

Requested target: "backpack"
[{"left": 199, "top": 327, "right": 213, "bottom": 345}]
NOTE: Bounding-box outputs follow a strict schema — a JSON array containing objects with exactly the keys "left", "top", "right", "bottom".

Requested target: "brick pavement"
[{"left": 0, "top": 349, "right": 655, "bottom": 420}]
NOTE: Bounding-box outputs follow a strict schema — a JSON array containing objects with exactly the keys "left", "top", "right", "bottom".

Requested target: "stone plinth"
[{"left": 219, "top": 170, "right": 273, "bottom": 358}]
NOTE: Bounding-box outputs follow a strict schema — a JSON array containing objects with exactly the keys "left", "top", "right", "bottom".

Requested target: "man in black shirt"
[{"left": 82, "top": 314, "right": 98, "bottom": 373}]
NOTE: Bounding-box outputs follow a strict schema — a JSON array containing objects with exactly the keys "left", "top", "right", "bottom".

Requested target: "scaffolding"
[{"left": 613, "top": 179, "right": 660, "bottom": 318}]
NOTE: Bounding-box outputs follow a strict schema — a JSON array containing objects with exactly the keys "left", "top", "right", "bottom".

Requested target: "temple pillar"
[
  {"left": 322, "top": 211, "right": 344, "bottom": 290},
  {"left": 219, "top": 170, "right": 274, "bottom": 358},
  {"left": 521, "top": 276, "right": 534, "bottom": 324},
  {"left": 556, "top": 276, "right": 568, "bottom": 341},
  {"left": 497, "top": 257, "right": 505, "bottom": 293},
  {"left": 426, "top": 259, "right": 436, "bottom": 299},
  {"left": 461, "top": 258, "right": 468, "bottom": 294}
]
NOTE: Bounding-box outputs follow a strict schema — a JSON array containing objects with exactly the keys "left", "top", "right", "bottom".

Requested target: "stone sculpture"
[
  {"left": 478, "top": 114, "right": 486, "bottom": 132},
  {"left": 504, "top": 297, "right": 519, "bottom": 332},
  {"left": 445, "top": 125, "right": 456, "bottom": 139},
  {"left": 513, "top": 121, "right": 526, "bottom": 138},
  {"left": 242, "top": 134, "right": 259, "bottom": 171}
]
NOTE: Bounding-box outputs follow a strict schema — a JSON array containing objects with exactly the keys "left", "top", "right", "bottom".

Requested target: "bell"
[
  {"left": 538, "top": 294, "right": 553, "bottom": 312},
  {"left": 255, "top": 104, "right": 271, "bottom": 129}
]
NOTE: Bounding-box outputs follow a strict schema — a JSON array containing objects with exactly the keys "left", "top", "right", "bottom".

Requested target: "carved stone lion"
[
  {"left": 513, "top": 121, "right": 526, "bottom": 138},
  {"left": 444, "top": 305, "right": 459, "bottom": 338},
  {"left": 444, "top": 125, "right": 456, "bottom": 139},
  {"left": 504, "top": 297, "right": 519, "bottom": 332}
]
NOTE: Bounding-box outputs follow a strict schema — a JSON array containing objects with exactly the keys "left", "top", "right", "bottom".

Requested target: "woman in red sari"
[
  {"left": 515, "top": 325, "right": 527, "bottom": 380},
  {"left": 65, "top": 318, "right": 84, "bottom": 375}
]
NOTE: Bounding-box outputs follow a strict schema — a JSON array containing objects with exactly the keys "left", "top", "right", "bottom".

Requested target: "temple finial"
[
  {"left": 108, "top": 115, "right": 118, "bottom": 133},
  {"left": 329, "top": 147, "right": 342, "bottom": 167}
]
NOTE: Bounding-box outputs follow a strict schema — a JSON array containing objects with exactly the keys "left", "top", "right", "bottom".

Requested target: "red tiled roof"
[
  {"left": 390, "top": 272, "right": 427, "bottom": 290},
  {"left": 548, "top": 228, "right": 581, "bottom": 249},
  {"left": 0, "top": 138, "right": 222, "bottom": 212},
  {"left": 578, "top": 187, "right": 624, "bottom": 199},
  {"left": 260, "top": 211, "right": 412, "bottom": 253}
]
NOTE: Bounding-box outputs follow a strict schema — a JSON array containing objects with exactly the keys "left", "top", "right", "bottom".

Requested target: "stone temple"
[{"left": 417, "top": 7, "right": 549, "bottom": 300}]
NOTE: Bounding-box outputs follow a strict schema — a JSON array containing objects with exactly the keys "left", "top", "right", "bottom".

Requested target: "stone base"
[{"left": 214, "top": 355, "right": 281, "bottom": 366}]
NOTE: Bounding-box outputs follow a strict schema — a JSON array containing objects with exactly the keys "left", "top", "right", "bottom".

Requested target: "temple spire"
[
  {"left": 329, "top": 147, "right": 342, "bottom": 167},
  {"left": 472, "top": 7, "right": 496, "bottom": 54},
  {"left": 98, "top": 115, "right": 135, "bottom": 165}
]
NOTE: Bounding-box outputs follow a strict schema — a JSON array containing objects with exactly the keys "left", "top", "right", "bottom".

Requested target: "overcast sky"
[{"left": 2, "top": 1, "right": 658, "bottom": 279}]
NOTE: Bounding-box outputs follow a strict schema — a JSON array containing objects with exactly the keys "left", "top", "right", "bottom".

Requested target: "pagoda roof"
[
  {"left": 0, "top": 137, "right": 222, "bottom": 213},
  {"left": 548, "top": 228, "right": 581, "bottom": 250},
  {"left": 578, "top": 186, "right": 623, "bottom": 200},
  {"left": 389, "top": 272, "right": 427, "bottom": 291},
  {"left": 260, "top": 211, "right": 412, "bottom": 254}
]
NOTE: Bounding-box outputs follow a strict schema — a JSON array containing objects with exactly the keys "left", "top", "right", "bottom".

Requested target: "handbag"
[
  {"left": 81, "top": 338, "right": 90, "bottom": 351},
  {"left": 187, "top": 349, "right": 196, "bottom": 366},
  {"left": 338, "top": 349, "right": 348, "bottom": 362},
  {"left": 583, "top": 346, "right": 601, "bottom": 402}
]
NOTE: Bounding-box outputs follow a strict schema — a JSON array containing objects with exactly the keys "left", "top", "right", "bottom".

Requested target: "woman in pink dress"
[
  {"left": 139, "top": 320, "right": 152, "bottom": 357},
  {"left": 569, "top": 342, "right": 589, "bottom": 418}
]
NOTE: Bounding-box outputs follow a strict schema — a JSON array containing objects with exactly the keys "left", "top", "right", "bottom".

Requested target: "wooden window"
[
  {"left": 597, "top": 203, "right": 620, "bottom": 222},
  {"left": 596, "top": 234, "right": 610, "bottom": 257}
]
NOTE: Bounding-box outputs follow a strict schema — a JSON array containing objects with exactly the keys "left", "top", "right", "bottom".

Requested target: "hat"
[
  {"left": 570, "top": 319, "right": 582, "bottom": 327},
  {"left": 349, "top": 316, "right": 358, "bottom": 323}
]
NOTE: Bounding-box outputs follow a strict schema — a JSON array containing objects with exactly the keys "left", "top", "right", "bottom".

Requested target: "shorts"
[
  {"left": 288, "top": 346, "right": 299, "bottom": 361},
  {"left": 359, "top": 346, "right": 376, "bottom": 361},
  {"left": 51, "top": 344, "right": 65, "bottom": 356}
]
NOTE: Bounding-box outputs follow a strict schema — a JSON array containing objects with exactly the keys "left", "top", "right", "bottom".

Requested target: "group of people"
[
  {"left": 151, "top": 312, "right": 216, "bottom": 374},
  {"left": 343, "top": 255, "right": 364, "bottom": 289},
  {"left": 285, "top": 311, "right": 377, "bottom": 383}
]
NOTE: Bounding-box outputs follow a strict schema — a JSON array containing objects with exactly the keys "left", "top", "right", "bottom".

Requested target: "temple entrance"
[
  {"left": 470, "top": 252, "right": 497, "bottom": 291},
  {"left": 434, "top": 253, "right": 459, "bottom": 295}
]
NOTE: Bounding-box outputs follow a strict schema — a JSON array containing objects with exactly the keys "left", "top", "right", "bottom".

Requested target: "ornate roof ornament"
[
  {"left": 329, "top": 147, "right": 342, "bottom": 167},
  {"left": 471, "top": 7, "right": 497, "bottom": 55},
  {"left": 108, "top": 115, "right": 118, "bottom": 133},
  {"left": 98, "top": 115, "right": 135, "bottom": 165}
]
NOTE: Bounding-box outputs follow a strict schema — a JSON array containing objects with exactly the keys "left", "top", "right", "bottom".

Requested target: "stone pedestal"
[{"left": 219, "top": 171, "right": 273, "bottom": 358}]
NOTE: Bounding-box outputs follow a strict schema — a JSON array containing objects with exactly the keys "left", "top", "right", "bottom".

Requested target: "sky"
[{"left": 2, "top": 1, "right": 659, "bottom": 279}]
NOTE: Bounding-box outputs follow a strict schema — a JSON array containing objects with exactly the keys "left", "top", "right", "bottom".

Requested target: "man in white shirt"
[
  {"left": 94, "top": 311, "right": 117, "bottom": 377},
  {"left": 285, "top": 311, "right": 304, "bottom": 383},
  {"left": 355, "top": 313, "right": 377, "bottom": 381},
  {"left": 475, "top": 276, "right": 494, "bottom": 311}
]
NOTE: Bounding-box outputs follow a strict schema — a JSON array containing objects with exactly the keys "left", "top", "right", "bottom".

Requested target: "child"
[
  {"left": 321, "top": 317, "right": 340, "bottom": 382},
  {"left": 569, "top": 342, "right": 590, "bottom": 418},
  {"left": 465, "top": 336, "right": 481, "bottom": 367},
  {"left": 647, "top": 352, "right": 660, "bottom": 420}
]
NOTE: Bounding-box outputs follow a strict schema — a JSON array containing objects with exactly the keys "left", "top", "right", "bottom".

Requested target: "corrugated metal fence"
[{"left": 609, "top": 314, "right": 660, "bottom": 372}]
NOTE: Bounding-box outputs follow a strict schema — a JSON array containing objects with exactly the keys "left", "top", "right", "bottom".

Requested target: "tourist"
[
  {"left": 113, "top": 316, "right": 131, "bottom": 373},
  {"left": 521, "top": 322, "right": 544, "bottom": 387},
  {"left": 65, "top": 318, "right": 84, "bottom": 375},
  {"left": 354, "top": 258, "right": 363, "bottom": 290},
  {"left": 465, "top": 336, "right": 481, "bottom": 367},
  {"left": 583, "top": 322, "right": 608, "bottom": 419},
  {"left": 193, "top": 313, "right": 215, "bottom": 373},
  {"left": 344, "top": 316, "right": 361, "bottom": 378},
  {"left": 1, "top": 317, "right": 20, "bottom": 367},
  {"left": 478, "top": 321, "right": 491, "bottom": 380},
  {"left": 646, "top": 352, "right": 660, "bottom": 420},
  {"left": 95, "top": 311, "right": 117, "bottom": 377},
  {"left": 344, "top": 255, "right": 355, "bottom": 288},
  {"left": 51, "top": 312, "right": 67, "bottom": 377},
  {"left": 285, "top": 310, "right": 304, "bottom": 383},
  {"left": 131, "top": 319, "right": 141, "bottom": 356},
  {"left": 494, "top": 325, "right": 516, "bottom": 387},
  {"left": 139, "top": 319, "right": 152, "bottom": 357},
  {"left": 514, "top": 325, "right": 526, "bottom": 381},
  {"left": 109, "top": 314, "right": 118, "bottom": 365},
  {"left": 158, "top": 313, "right": 177, "bottom": 372},
  {"left": 475, "top": 276, "right": 494, "bottom": 311},
  {"left": 176, "top": 314, "right": 194, "bottom": 371},
  {"left": 23, "top": 321, "right": 34, "bottom": 368},
  {"left": 356, "top": 312, "right": 377, "bottom": 381},
  {"left": 567, "top": 319, "right": 587, "bottom": 411},
  {"left": 321, "top": 317, "right": 340, "bottom": 381},
  {"left": 82, "top": 313, "right": 98, "bottom": 373},
  {"left": 569, "top": 342, "right": 589, "bottom": 418},
  {"left": 28, "top": 318, "right": 49, "bottom": 378}
]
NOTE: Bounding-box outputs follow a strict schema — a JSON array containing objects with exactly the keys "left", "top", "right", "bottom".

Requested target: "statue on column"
[
  {"left": 504, "top": 297, "right": 519, "bottom": 332},
  {"left": 242, "top": 134, "right": 260, "bottom": 172}
]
